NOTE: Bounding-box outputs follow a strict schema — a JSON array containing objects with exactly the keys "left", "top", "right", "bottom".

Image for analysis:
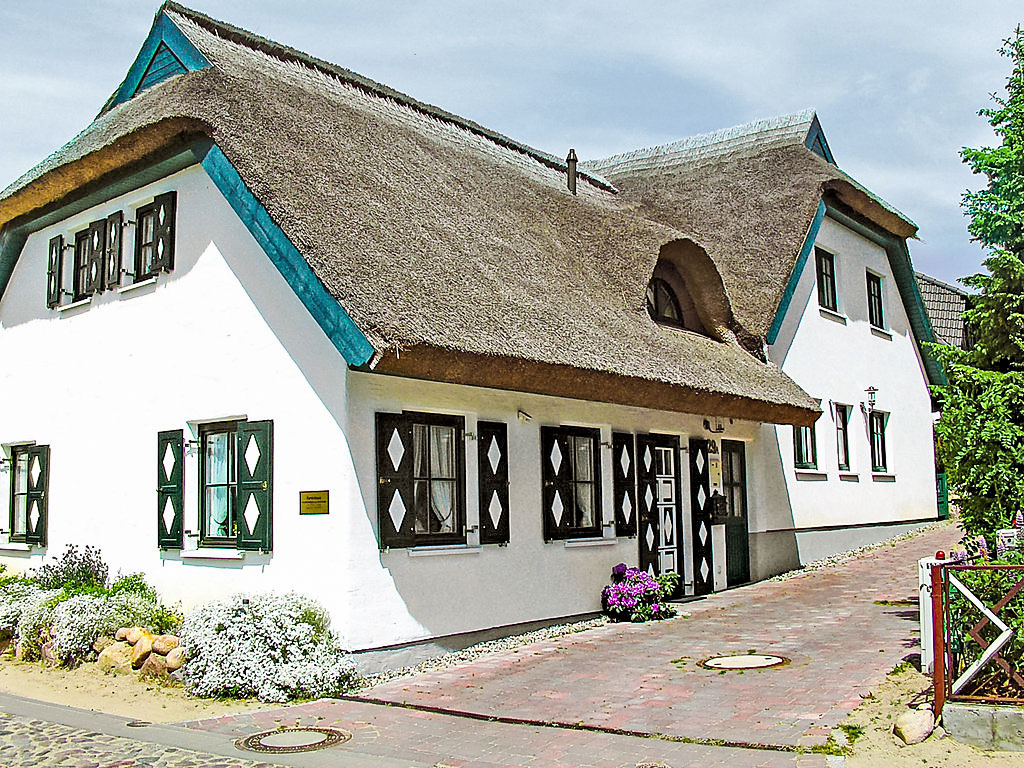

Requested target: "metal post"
[{"left": 931, "top": 562, "right": 946, "bottom": 716}]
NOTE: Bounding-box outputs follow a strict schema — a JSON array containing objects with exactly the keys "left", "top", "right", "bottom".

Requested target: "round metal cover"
[
  {"left": 699, "top": 653, "right": 789, "bottom": 670},
  {"left": 236, "top": 726, "right": 351, "bottom": 754}
]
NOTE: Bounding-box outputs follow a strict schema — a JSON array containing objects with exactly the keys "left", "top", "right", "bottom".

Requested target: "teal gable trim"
[
  {"left": 197, "top": 144, "right": 375, "bottom": 367},
  {"left": 104, "top": 12, "right": 209, "bottom": 113},
  {"left": 766, "top": 200, "right": 826, "bottom": 345},
  {"left": 805, "top": 114, "right": 836, "bottom": 165}
]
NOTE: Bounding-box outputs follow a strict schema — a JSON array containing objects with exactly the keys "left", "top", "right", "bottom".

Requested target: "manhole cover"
[
  {"left": 699, "top": 653, "right": 789, "bottom": 670},
  {"left": 236, "top": 726, "right": 351, "bottom": 754}
]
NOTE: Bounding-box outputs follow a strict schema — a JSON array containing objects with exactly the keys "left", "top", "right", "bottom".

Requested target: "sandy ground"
[
  {"left": 0, "top": 657, "right": 273, "bottom": 723},
  {"left": 844, "top": 665, "right": 1021, "bottom": 767}
]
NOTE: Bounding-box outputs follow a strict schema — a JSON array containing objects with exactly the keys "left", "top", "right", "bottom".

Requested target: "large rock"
[
  {"left": 97, "top": 641, "right": 133, "bottom": 672},
  {"left": 139, "top": 653, "right": 168, "bottom": 679},
  {"left": 92, "top": 635, "right": 115, "bottom": 654},
  {"left": 130, "top": 631, "right": 154, "bottom": 669},
  {"left": 164, "top": 646, "right": 186, "bottom": 672},
  {"left": 895, "top": 707, "right": 936, "bottom": 745},
  {"left": 40, "top": 641, "right": 58, "bottom": 666},
  {"left": 115, "top": 627, "right": 132, "bottom": 642},
  {"left": 152, "top": 635, "right": 179, "bottom": 656},
  {"left": 125, "top": 627, "right": 146, "bottom": 644}
]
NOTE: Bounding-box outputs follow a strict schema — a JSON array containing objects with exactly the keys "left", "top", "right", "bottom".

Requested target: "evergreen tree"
[{"left": 935, "top": 27, "right": 1024, "bottom": 547}]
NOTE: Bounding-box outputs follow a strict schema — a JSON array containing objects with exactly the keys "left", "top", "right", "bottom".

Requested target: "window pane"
[
  {"left": 429, "top": 480, "right": 456, "bottom": 532},
  {"left": 412, "top": 424, "right": 429, "bottom": 477},
  {"left": 574, "top": 482, "right": 594, "bottom": 528},
  {"left": 141, "top": 245, "right": 154, "bottom": 274},
  {"left": 14, "top": 453, "right": 28, "bottom": 494},
  {"left": 413, "top": 479, "right": 429, "bottom": 532},
  {"left": 572, "top": 435, "right": 593, "bottom": 482},
  {"left": 142, "top": 212, "right": 155, "bottom": 242},
  {"left": 204, "top": 432, "right": 231, "bottom": 484},
  {"left": 204, "top": 486, "right": 232, "bottom": 537},
  {"left": 12, "top": 495, "right": 27, "bottom": 535},
  {"left": 429, "top": 425, "right": 456, "bottom": 478},
  {"left": 657, "top": 283, "right": 681, "bottom": 321}
]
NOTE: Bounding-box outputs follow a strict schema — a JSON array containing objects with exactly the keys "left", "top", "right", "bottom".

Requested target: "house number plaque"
[{"left": 299, "top": 491, "right": 329, "bottom": 515}]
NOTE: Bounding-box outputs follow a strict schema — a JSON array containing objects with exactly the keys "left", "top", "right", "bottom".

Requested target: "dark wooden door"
[
  {"left": 689, "top": 438, "right": 713, "bottom": 595},
  {"left": 722, "top": 440, "right": 750, "bottom": 586}
]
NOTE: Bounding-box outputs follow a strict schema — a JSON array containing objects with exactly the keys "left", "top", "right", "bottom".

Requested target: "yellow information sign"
[{"left": 299, "top": 490, "right": 329, "bottom": 515}]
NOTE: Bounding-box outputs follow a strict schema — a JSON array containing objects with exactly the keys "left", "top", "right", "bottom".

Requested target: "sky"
[{"left": 1, "top": 1, "right": 1021, "bottom": 289}]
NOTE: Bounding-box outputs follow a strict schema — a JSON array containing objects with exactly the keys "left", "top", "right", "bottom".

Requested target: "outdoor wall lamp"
[
  {"left": 517, "top": 409, "right": 532, "bottom": 424},
  {"left": 703, "top": 417, "right": 725, "bottom": 434},
  {"left": 866, "top": 386, "right": 878, "bottom": 411}
]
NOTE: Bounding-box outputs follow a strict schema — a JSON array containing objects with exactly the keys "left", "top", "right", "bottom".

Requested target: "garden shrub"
[
  {"left": 110, "top": 572, "right": 157, "bottom": 601},
  {"left": 178, "top": 592, "right": 358, "bottom": 702},
  {"left": 49, "top": 592, "right": 180, "bottom": 665},
  {"left": 0, "top": 580, "right": 44, "bottom": 637},
  {"left": 33, "top": 544, "right": 109, "bottom": 591},
  {"left": 15, "top": 589, "right": 61, "bottom": 659},
  {"left": 601, "top": 564, "right": 677, "bottom": 622}
]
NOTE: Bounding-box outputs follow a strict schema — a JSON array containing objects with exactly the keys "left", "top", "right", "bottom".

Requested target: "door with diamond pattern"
[
  {"left": 636, "top": 434, "right": 681, "bottom": 577},
  {"left": 689, "top": 438, "right": 714, "bottom": 595}
]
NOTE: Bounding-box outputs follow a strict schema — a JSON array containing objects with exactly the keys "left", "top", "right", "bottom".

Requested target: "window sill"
[
  {"left": 181, "top": 548, "right": 245, "bottom": 561},
  {"left": 819, "top": 307, "right": 847, "bottom": 324},
  {"left": 118, "top": 276, "right": 158, "bottom": 294},
  {"left": 57, "top": 297, "right": 92, "bottom": 313},
  {"left": 870, "top": 326, "right": 893, "bottom": 340},
  {"left": 563, "top": 537, "right": 617, "bottom": 548},
  {"left": 0, "top": 542, "right": 33, "bottom": 552},
  {"left": 839, "top": 472, "right": 860, "bottom": 482},
  {"left": 871, "top": 473, "right": 896, "bottom": 482},
  {"left": 794, "top": 470, "right": 828, "bottom": 481},
  {"left": 407, "top": 544, "right": 479, "bottom": 557}
]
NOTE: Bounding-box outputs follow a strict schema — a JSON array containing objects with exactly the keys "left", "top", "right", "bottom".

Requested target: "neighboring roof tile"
[{"left": 916, "top": 272, "right": 971, "bottom": 349}]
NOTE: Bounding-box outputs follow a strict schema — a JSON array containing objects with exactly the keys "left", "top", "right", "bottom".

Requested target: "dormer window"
[{"left": 646, "top": 277, "right": 683, "bottom": 327}]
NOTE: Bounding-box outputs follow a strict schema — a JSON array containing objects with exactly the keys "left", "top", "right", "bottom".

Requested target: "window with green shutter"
[
  {"left": 135, "top": 192, "right": 176, "bottom": 281},
  {"left": 611, "top": 432, "right": 636, "bottom": 537},
  {"left": 540, "top": 425, "right": 602, "bottom": 541},
  {"left": 104, "top": 211, "right": 123, "bottom": 289},
  {"left": 157, "top": 430, "right": 184, "bottom": 549},
  {"left": 8, "top": 444, "right": 49, "bottom": 546},
  {"left": 46, "top": 236, "right": 64, "bottom": 308},
  {"left": 477, "top": 421, "right": 509, "bottom": 545}
]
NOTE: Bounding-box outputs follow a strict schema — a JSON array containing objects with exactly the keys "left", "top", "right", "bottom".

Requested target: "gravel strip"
[
  {"left": 769, "top": 518, "right": 955, "bottom": 582},
  {"left": 357, "top": 616, "right": 608, "bottom": 689}
]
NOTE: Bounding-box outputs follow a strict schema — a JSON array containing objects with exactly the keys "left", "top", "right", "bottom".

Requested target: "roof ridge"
[
  {"left": 915, "top": 271, "right": 972, "bottom": 296},
  {"left": 157, "top": 2, "right": 616, "bottom": 193},
  {"left": 582, "top": 109, "right": 817, "bottom": 171}
]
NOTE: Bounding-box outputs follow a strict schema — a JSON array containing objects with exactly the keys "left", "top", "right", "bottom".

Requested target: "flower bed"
[{"left": 601, "top": 563, "right": 678, "bottom": 622}]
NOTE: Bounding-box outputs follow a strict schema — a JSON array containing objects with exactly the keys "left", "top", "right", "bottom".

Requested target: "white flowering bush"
[
  {"left": 0, "top": 581, "right": 44, "bottom": 636},
  {"left": 179, "top": 592, "right": 358, "bottom": 702},
  {"left": 15, "top": 588, "right": 61, "bottom": 659}
]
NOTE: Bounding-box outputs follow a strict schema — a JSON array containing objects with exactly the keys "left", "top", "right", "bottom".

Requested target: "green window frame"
[
  {"left": 815, "top": 248, "right": 837, "bottom": 312},
  {"left": 866, "top": 271, "right": 884, "bottom": 329},
  {"left": 835, "top": 404, "right": 851, "bottom": 471},
  {"left": 134, "top": 203, "right": 160, "bottom": 282},
  {"left": 793, "top": 424, "right": 817, "bottom": 470},
  {"left": 870, "top": 411, "right": 888, "bottom": 472},
  {"left": 72, "top": 230, "right": 90, "bottom": 301},
  {"left": 7, "top": 444, "right": 49, "bottom": 546},
  {"left": 199, "top": 421, "right": 239, "bottom": 546},
  {"left": 541, "top": 425, "right": 603, "bottom": 540}
]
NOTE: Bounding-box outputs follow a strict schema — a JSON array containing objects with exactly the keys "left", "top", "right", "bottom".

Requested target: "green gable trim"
[
  {"left": 805, "top": 114, "right": 835, "bottom": 165},
  {"left": 766, "top": 200, "right": 826, "bottom": 346},
  {"left": 822, "top": 203, "right": 945, "bottom": 387},
  {"left": 103, "top": 11, "right": 209, "bottom": 114},
  {"left": 197, "top": 143, "right": 375, "bottom": 367}
]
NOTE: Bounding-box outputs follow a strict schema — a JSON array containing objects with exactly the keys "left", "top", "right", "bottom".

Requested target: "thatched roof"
[
  {"left": 0, "top": 3, "right": 819, "bottom": 424},
  {"left": 584, "top": 114, "right": 919, "bottom": 339}
]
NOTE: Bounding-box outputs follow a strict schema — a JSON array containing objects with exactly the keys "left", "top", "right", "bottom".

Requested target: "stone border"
[{"left": 942, "top": 701, "right": 1024, "bottom": 751}]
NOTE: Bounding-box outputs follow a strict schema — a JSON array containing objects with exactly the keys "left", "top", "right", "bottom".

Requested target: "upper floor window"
[
  {"left": 835, "top": 404, "right": 851, "bottom": 471},
  {"left": 646, "top": 277, "right": 683, "bottom": 326},
  {"left": 870, "top": 411, "right": 888, "bottom": 472},
  {"left": 793, "top": 424, "right": 817, "bottom": 470},
  {"left": 866, "top": 271, "right": 885, "bottom": 328},
  {"left": 134, "top": 191, "right": 177, "bottom": 282},
  {"left": 815, "top": 248, "right": 837, "bottom": 312},
  {"left": 72, "top": 230, "right": 90, "bottom": 301}
]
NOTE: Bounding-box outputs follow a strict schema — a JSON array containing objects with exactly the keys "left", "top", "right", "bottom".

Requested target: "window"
[
  {"left": 867, "top": 271, "right": 884, "bottom": 328},
  {"left": 870, "top": 411, "right": 888, "bottom": 472},
  {"left": 646, "top": 277, "right": 684, "bottom": 327},
  {"left": 376, "top": 412, "right": 466, "bottom": 548},
  {"left": 7, "top": 444, "right": 48, "bottom": 545},
  {"left": 835, "top": 404, "right": 851, "bottom": 471},
  {"left": 156, "top": 419, "right": 273, "bottom": 552},
  {"left": 815, "top": 248, "right": 837, "bottom": 311},
  {"left": 541, "top": 426, "right": 603, "bottom": 540},
  {"left": 133, "top": 192, "right": 176, "bottom": 282},
  {"left": 793, "top": 424, "right": 817, "bottom": 470},
  {"left": 72, "top": 230, "right": 90, "bottom": 301}
]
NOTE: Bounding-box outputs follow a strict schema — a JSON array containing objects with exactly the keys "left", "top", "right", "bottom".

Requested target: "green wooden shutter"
[
  {"left": 85, "top": 220, "right": 105, "bottom": 295},
  {"left": 375, "top": 412, "right": 415, "bottom": 548},
  {"left": 104, "top": 211, "right": 123, "bottom": 289},
  {"left": 236, "top": 420, "right": 273, "bottom": 551},
  {"left": 636, "top": 434, "right": 659, "bottom": 573},
  {"left": 24, "top": 445, "right": 49, "bottom": 546},
  {"left": 152, "top": 192, "right": 177, "bottom": 273},
  {"left": 46, "top": 235, "right": 63, "bottom": 308},
  {"left": 611, "top": 432, "right": 636, "bottom": 537},
  {"left": 477, "top": 421, "right": 509, "bottom": 545},
  {"left": 157, "top": 430, "right": 184, "bottom": 549},
  {"left": 540, "top": 426, "right": 572, "bottom": 541}
]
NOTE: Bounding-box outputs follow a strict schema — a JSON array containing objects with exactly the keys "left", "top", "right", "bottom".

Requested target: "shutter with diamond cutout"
[
  {"left": 85, "top": 219, "right": 105, "bottom": 294},
  {"left": 151, "top": 191, "right": 176, "bottom": 273},
  {"left": 104, "top": 211, "right": 123, "bottom": 289},
  {"left": 636, "top": 434, "right": 659, "bottom": 575},
  {"left": 611, "top": 432, "right": 637, "bottom": 538},
  {"left": 46, "top": 235, "right": 63, "bottom": 308},
  {"left": 24, "top": 445, "right": 49, "bottom": 546},
  {"left": 477, "top": 421, "right": 509, "bottom": 545},
  {"left": 375, "top": 412, "right": 415, "bottom": 548},
  {"left": 540, "top": 426, "right": 572, "bottom": 541},
  {"left": 157, "top": 430, "right": 183, "bottom": 549},
  {"left": 689, "top": 438, "right": 713, "bottom": 595},
  {"left": 236, "top": 420, "right": 273, "bottom": 551}
]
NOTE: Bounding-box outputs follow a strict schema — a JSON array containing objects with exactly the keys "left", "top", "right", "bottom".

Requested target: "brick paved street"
[{"left": 364, "top": 523, "right": 959, "bottom": 749}]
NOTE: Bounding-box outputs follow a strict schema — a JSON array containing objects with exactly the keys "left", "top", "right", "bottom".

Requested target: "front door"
[
  {"left": 636, "top": 434, "right": 681, "bottom": 577},
  {"left": 722, "top": 440, "right": 750, "bottom": 586},
  {"left": 689, "top": 438, "right": 713, "bottom": 595}
]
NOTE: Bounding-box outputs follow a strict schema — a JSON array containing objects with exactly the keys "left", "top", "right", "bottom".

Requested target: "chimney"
[{"left": 566, "top": 149, "right": 578, "bottom": 195}]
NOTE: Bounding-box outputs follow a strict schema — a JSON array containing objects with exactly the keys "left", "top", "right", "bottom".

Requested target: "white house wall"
[
  {"left": 0, "top": 163, "right": 764, "bottom": 650},
  {"left": 749, "top": 214, "right": 938, "bottom": 575}
]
